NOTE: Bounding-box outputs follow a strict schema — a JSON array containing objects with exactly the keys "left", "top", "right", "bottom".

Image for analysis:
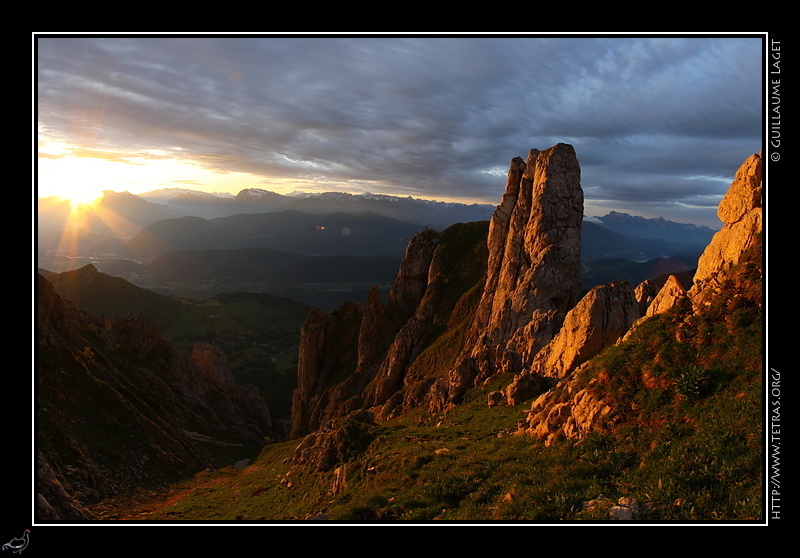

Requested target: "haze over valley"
[{"left": 37, "top": 187, "right": 716, "bottom": 306}]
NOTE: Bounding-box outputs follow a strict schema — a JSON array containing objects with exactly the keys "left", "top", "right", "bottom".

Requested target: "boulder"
[
  {"left": 530, "top": 281, "right": 641, "bottom": 379},
  {"left": 645, "top": 275, "right": 687, "bottom": 318}
]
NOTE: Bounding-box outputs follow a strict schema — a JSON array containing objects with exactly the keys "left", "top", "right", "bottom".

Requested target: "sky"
[{"left": 35, "top": 33, "right": 765, "bottom": 228}]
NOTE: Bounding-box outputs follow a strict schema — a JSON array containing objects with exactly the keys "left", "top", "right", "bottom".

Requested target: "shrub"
[{"left": 675, "top": 365, "right": 709, "bottom": 401}]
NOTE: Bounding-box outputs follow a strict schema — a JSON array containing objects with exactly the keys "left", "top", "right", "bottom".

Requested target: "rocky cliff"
[
  {"left": 689, "top": 151, "right": 763, "bottom": 307},
  {"left": 429, "top": 144, "right": 584, "bottom": 411},
  {"left": 516, "top": 150, "right": 763, "bottom": 444},
  {"left": 36, "top": 274, "right": 273, "bottom": 520},
  {"left": 289, "top": 228, "right": 443, "bottom": 438},
  {"left": 290, "top": 222, "right": 488, "bottom": 436},
  {"left": 289, "top": 145, "right": 763, "bottom": 463},
  {"left": 289, "top": 143, "right": 585, "bottom": 437}
]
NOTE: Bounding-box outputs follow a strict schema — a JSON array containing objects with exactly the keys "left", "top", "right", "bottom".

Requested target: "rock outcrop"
[
  {"left": 517, "top": 364, "right": 615, "bottom": 446},
  {"left": 689, "top": 151, "right": 763, "bottom": 308},
  {"left": 292, "top": 410, "right": 379, "bottom": 472},
  {"left": 289, "top": 229, "right": 443, "bottom": 437},
  {"left": 634, "top": 279, "right": 659, "bottom": 315},
  {"left": 289, "top": 302, "right": 364, "bottom": 438},
  {"left": 644, "top": 274, "right": 687, "bottom": 318},
  {"left": 501, "top": 280, "right": 641, "bottom": 407},
  {"left": 531, "top": 281, "right": 641, "bottom": 378},
  {"left": 517, "top": 149, "right": 764, "bottom": 444},
  {"left": 289, "top": 143, "right": 587, "bottom": 439},
  {"left": 429, "top": 144, "right": 584, "bottom": 409}
]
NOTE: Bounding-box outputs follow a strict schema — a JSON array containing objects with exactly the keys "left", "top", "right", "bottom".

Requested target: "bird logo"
[{"left": 2, "top": 530, "right": 29, "bottom": 554}]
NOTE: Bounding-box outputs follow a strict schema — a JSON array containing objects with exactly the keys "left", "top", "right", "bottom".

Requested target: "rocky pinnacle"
[{"left": 435, "top": 143, "right": 584, "bottom": 407}]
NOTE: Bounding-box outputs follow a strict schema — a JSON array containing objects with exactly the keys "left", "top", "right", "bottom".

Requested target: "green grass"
[
  {"left": 107, "top": 299, "right": 761, "bottom": 523},
  {"left": 94, "top": 235, "right": 763, "bottom": 523},
  {"left": 111, "top": 353, "right": 761, "bottom": 522}
]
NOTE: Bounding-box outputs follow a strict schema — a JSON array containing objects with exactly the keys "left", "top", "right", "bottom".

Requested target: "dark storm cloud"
[{"left": 36, "top": 34, "right": 763, "bottom": 226}]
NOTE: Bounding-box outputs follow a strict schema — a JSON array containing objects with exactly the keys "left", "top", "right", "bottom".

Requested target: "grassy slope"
[
  {"left": 101, "top": 329, "right": 760, "bottom": 523},
  {"left": 93, "top": 233, "right": 763, "bottom": 523}
]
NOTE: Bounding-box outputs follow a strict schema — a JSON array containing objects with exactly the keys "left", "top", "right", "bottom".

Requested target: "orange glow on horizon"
[{"left": 36, "top": 140, "right": 275, "bottom": 201}]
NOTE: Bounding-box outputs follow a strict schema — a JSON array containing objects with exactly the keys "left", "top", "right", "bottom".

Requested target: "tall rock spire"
[{"left": 431, "top": 143, "right": 584, "bottom": 409}]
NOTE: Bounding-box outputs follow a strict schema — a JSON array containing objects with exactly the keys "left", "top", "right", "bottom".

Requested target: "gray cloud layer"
[{"left": 36, "top": 34, "right": 764, "bottom": 227}]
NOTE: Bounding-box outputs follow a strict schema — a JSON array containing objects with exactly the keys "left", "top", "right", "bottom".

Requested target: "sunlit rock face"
[
  {"left": 529, "top": 281, "right": 641, "bottom": 380},
  {"left": 517, "top": 150, "right": 764, "bottom": 445},
  {"left": 689, "top": 151, "right": 763, "bottom": 308},
  {"left": 619, "top": 151, "right": 763, "bottom": 341},
  {"left": 431, "top": 143, "right": 584, "bottom": 409},
  {"left": 500, "top": 280, "right": 641, "bottom": 408},
  {"left": 290, "top": 144, "right": 585, "bottom": 427}
]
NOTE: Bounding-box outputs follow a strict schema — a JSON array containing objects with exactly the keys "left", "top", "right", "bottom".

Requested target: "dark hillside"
[
  {"left": 126, "top": 210, "right": 424, "bottom": 260},
  {"left": 39, "top": 265, "right": 312, "bottom": 427},
  {"left": 36, "top": 275, "right": 274, "bottom": 521},
  {"left": 39, "top": 264, "right": 184, "bottom": 328}
]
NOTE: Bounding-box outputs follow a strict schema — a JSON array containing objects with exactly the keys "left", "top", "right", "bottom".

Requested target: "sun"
[
  {"left": 65, "top": 188, "right": 105, "bottom": 210},
  {"left": 37, "top": 149, "right": 113, "bottom": 210}
]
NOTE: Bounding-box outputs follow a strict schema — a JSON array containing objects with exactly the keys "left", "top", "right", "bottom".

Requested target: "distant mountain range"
[
  {"left": 37, "top": 187, "right": 716, "bottom": 261},
  {"left": 580, "top": 218, "right": 714, "bottom": 262},
  {"left": 139, "top": 187, "right": 496, "bottom": 228},
  {"left": 586, "top": 211, "right": 716, "bottom": 254},
  {"left": 124, "top": 209, "right": 422, "bottom": 260},
  {"left": 36, "top": 188, "right": 492, "bottom": 260},
  {"left": 36, "top": 187, "right": 718, "bottom": 310}
]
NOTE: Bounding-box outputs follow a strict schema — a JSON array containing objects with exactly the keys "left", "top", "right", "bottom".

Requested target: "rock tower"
[{"left": 429, "top": 143, "right": 584, "bottom": 409}]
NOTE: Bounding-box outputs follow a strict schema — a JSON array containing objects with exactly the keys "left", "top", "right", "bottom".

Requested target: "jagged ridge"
[
  {"left": 289, "top": 145, "right": 763, "bottom": 463},
  {"left": 289, "top": 143, "right": 586, "bottom": 434}
]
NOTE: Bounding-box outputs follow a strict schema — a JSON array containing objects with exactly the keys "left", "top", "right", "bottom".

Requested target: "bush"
[{"left": 675, "top": 365, "right": 709, "bottom": 401}]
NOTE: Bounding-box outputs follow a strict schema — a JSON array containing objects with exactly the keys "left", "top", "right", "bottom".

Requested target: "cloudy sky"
[{"left": 35, "top": 34, "right": 764, "bottom": 228}]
